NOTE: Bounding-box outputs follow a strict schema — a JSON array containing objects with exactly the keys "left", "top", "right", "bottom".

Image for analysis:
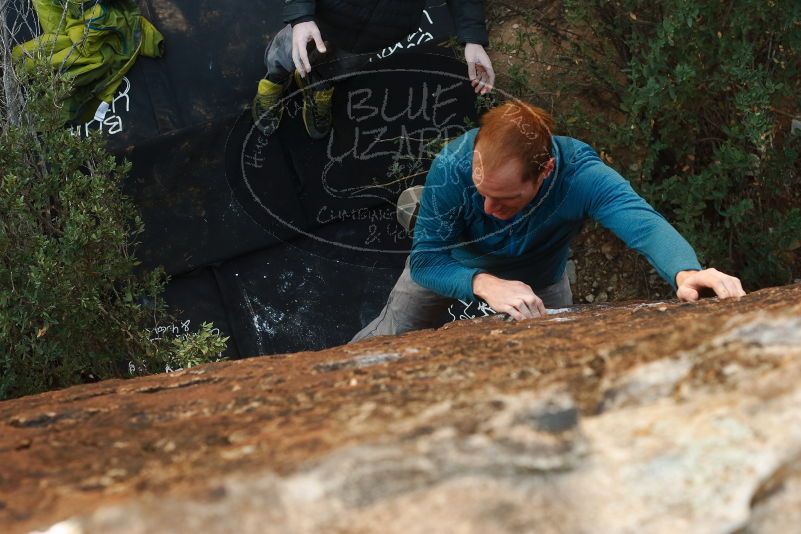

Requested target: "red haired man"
[{"left": 353, "top": 101, "right": 745, "bottom": 340}]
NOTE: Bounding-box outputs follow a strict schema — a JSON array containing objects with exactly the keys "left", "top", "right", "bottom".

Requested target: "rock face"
[{"left": 2, "top": 285, "right": 801, "bottom": 534}]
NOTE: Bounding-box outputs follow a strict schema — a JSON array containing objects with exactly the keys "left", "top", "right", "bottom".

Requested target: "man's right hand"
[
  {"left": 292, "top": 21, "right": 327, "bottom": 77},
  {"left": 472, "top": 273, "right": 546, "bottom": 321}
]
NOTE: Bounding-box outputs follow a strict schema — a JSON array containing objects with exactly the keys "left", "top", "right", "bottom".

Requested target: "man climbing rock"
[
  {"left": 352, "top": 101, "right": 746, "bottom": 340},
  {"left": 252, "top": 0, "right": 494, "bottom": 138}
]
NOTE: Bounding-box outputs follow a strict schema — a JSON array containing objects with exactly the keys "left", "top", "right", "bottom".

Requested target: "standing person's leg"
[
  {"left": 292, "top": 40, "right": 337, "bottom": 139},
  {"left": 253, "top": 25, "right": 294, "bottom": 135},
  {"left": 264, "top": 25, "right": 295, "bottom": 84},
  {"left": 534, "top": 270, "right": 573, "bottom": 309},
  {"left": 352, "top": 259, "right": 455, "bottom": 342}
]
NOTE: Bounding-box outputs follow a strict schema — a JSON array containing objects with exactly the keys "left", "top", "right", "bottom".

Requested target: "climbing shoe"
[
  {"left": 294, "top": 70, "right": 334, "bottom": 140},
  {"left": 252, "top": 78, "right": 285, "bottom": 136}
]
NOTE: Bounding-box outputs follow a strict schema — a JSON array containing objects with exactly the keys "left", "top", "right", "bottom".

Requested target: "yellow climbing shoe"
[
  {"left": 252, "top": 78, "right": 285, "bottom": 136},
  {"left": 294, "top": 70, "right": 334, "bottom": 140}
]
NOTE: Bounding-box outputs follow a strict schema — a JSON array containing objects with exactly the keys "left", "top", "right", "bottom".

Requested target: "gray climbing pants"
[
  {"left": 264, "top": 25, "right": 296, "bottom": 84},
  {"left": 352, "top": 259, "right": 573, "bottom": 342}
]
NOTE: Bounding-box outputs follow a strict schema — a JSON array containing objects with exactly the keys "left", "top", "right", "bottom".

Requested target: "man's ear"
[
  {"left": 543, "top": 158, "right": 555, "bottom": 176},
  {"left": 536, "top": 158, "right": 555, "bottom": 183}
]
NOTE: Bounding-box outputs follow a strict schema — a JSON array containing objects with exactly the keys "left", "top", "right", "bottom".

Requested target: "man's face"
[{"left": 472, "top": 148, "right": 551, "bottom": 221}]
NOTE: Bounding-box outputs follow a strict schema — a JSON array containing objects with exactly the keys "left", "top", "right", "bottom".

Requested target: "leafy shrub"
[
  {"left": 494, "top": 0, "right": 801, "bottom": 287},
  {"left": 0, "top": 67, "right": 227, "bottom": 400}
]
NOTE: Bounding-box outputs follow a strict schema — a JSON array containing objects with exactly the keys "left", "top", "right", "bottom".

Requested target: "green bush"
[
  {"left": 497, "top": 0, "right": 801, "bottom": 287},
  {"left": 0, "top": 67, "right": 227, "bottom": 400}
]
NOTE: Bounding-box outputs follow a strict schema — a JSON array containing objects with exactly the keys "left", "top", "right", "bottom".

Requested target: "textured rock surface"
[{"left": 2, "top": 284, "right": 801, "bottom": 534}]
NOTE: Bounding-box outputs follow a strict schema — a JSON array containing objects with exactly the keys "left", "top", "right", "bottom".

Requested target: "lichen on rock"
[{"left": 3, "top": 284, "right": 801, "bottom": 534}]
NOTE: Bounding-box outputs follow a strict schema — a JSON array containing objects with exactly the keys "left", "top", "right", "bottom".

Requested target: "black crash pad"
[
  {"left": 213, "top": 229, "right": 403, "bottom": 355},
  {"left": 11, "top": 0, "right": 482, "bottom": 357}
]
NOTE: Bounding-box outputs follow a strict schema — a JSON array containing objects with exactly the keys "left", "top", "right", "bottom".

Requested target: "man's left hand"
[
  {"left": 675, "top": 268, "right": 746, "bottom": 301},
  {"left": 465, "top": 44, "right": 494, "bottom": 95}
]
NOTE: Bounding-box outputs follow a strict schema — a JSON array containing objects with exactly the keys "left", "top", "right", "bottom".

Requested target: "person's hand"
[
  {"left": 292, "top": 21, "right": 327, "bottom": 78},
  {"left": 675, "top": 268, "right": 746, "bottom": 301},
  {"left": 464, "top": 43, "right": 494, "bottom": 95},
  {"left": 473, "top": 273, "right": 545, "bottom": 320}
]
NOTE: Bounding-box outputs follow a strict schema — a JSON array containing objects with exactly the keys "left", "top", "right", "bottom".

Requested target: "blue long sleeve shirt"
[{"left": 409, "top": 129, "right": 703, "bottom": 301}]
